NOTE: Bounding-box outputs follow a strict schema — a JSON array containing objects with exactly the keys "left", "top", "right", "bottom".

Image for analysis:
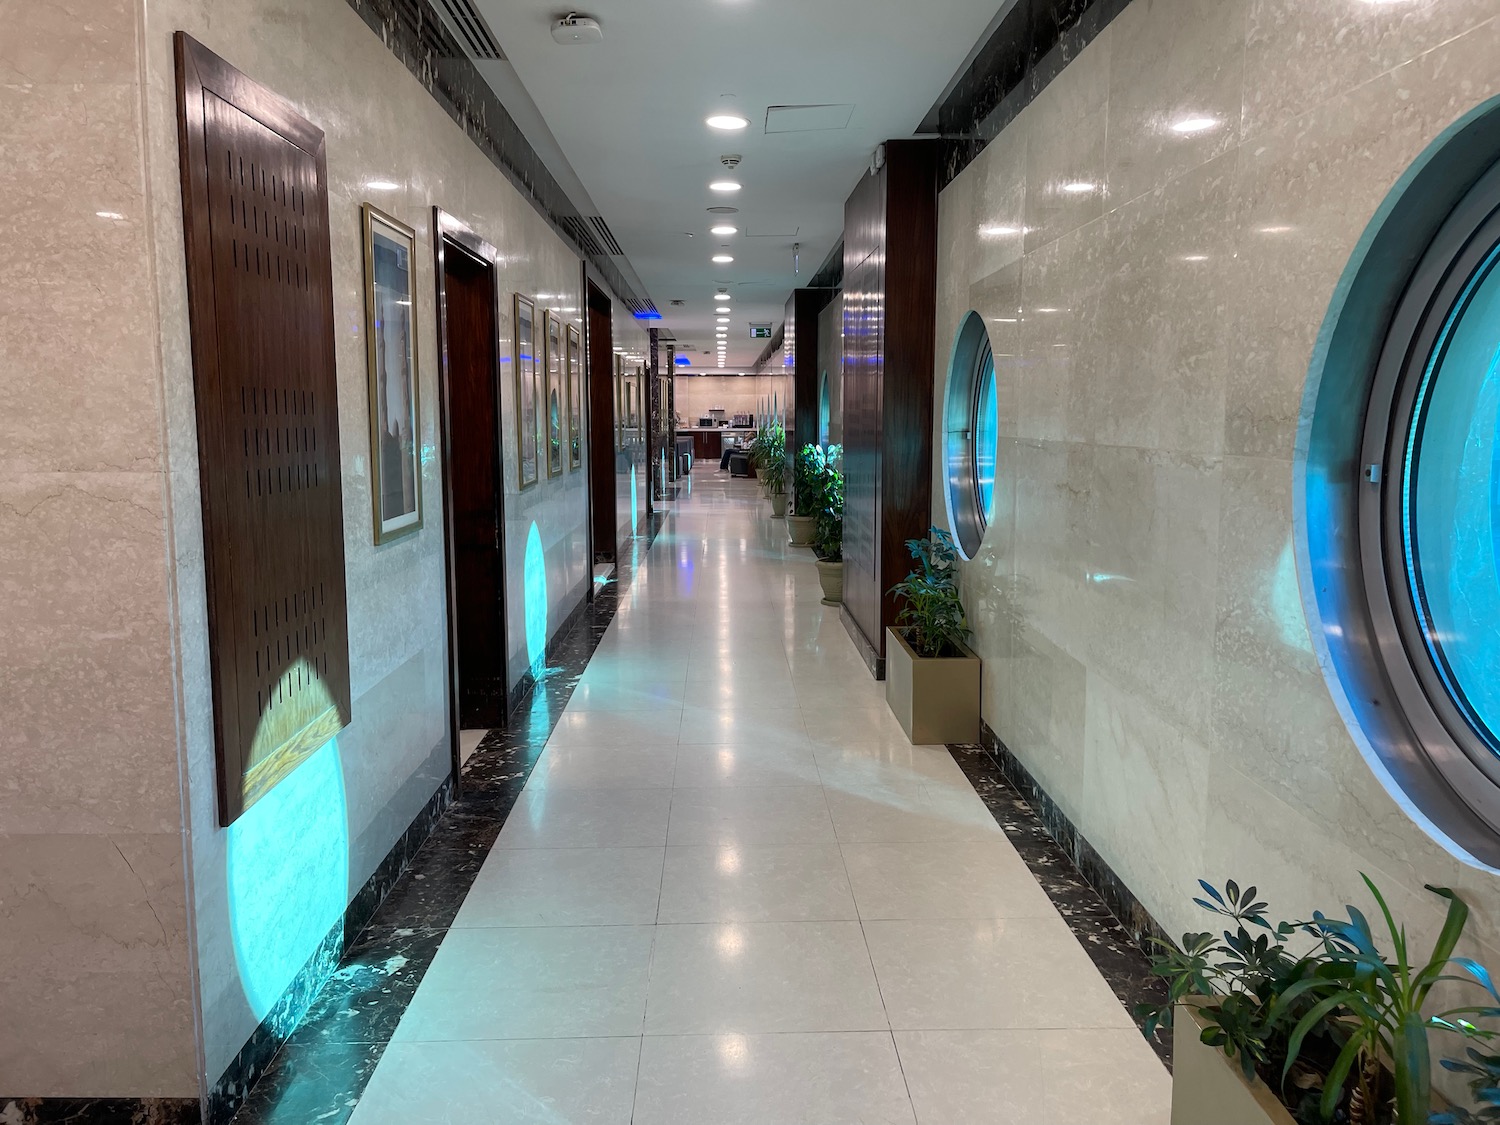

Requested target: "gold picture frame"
[
  {"left": 544, "top": 310, "right": 565, "bottom": 478},
  {"left": 566, "top": 323, "right": 583, "bottom": 471},
  {"left": 361, "top": 203, "right": 423, "bottom": 544},
  {"left": 514, "top": 293, "right": 539, "bottom": 489}
]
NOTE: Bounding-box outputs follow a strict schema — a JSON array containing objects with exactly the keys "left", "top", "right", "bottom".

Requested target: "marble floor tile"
[
  {"left": 392, "top": 925, "right": 655, "bottom": 1041},
  {"left": 666, "top": 785, "right": 836, "bottom": 845},
  {"left": 672, "top": 742, "right": 822, "bottom": 787},
  {"left": 527, "top": 744, "right": 680, "bottom": 789},
  {"left": 347, "top": 1037, "right": 641, "bottom": 1125},
  {"left": 496, "top": 788, "right": 673, "bottom": 848},
  {"left": 643, "top": 921, "right": 888, "bottom": 1034},
  {"left": 863, "top": 917, "right": 1137, "bottom": 1031},
  {"left": 633, "top": 1032, "right": 917, "bottom": 1125},
  {"left": 824, "top": 784, "right": 1006, "bottom": 844},
  {"left": 656, "top": 844, "right": 857, "bottom": 923},
  {"left": 676, "top": 704, "right": 810, "bottom": 745},
  {"left": 545, "top": 708, "right": 684, "bottom": 748},
  {"left": 840, "top": 841, "right": 1059, "bottom": 920},
  {"left": 895, "top": 1029, "right": 1170, "bottom": 1125},
  {"left": 452, "top": 847, "right": 664, "bottom": 927},
  {"left": 565, "top": 678, "right": 689, "bottom": 711}
]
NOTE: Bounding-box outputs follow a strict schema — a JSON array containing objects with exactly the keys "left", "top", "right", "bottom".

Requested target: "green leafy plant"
[
  {"left": 1272, "top": 877, "right": 1500, "bottom": 1124},
  {"left": 759, "top": 421, "right": 788, "bottom": 496},
  {"left": 1432, "top": 1049, "right": 1500, "bottom": 1123},
  {"left": 889, "top": 528, "right": 969, "bottom": 657},
  {"left": 811, "top": 444, "right": 843, "bottom": 562},
  {"left": 793, "top": 444, "right": 822, "bottom": 515}
]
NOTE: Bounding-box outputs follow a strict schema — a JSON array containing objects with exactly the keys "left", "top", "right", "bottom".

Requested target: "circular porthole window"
[
  {"left": 943, "top": 311, "right": 998, "bottom": 558},
  {"left": 1361, "top": 157, "right": 1500, "bottom": 820}
]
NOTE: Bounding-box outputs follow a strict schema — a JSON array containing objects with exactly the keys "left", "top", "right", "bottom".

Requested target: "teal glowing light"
[
  {"left": 1270, "top": 539, "right": 1313, "bottom": 653},
  {"left": 630, "top": 468, "right": 639, "bottom": 529},
  {"left": 525, "top": 521, "right": 547, "bottom": 668},
  {"left": 226, "top": 735, "right": 348, "bottom": 1020}
]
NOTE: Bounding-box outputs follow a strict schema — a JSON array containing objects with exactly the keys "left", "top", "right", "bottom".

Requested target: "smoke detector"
[
  {"left": 720, "top": 154, "right": 742, "bottom": 169},
  {"left": 552, "top": 14, "right": 602, "bottom": 43}
]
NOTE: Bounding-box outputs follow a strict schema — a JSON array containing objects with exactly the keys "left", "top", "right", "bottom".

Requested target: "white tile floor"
[{"left": 347, "top": 468, "right": 1170, "bottom": 1125}]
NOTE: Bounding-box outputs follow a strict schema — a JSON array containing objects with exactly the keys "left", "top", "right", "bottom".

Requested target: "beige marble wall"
[
  {"left": 675, "top": 375, "right": 790, "bottom": 424},
  {"left": 934, "top": 0, "right": 1500, "bottom": 988},
  {"left": 0, "top": 0, "right": 198, "bottom": 1097}
]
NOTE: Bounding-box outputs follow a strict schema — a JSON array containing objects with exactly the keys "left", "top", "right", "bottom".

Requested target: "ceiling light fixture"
[
  {"left": 1061, "top": 181, "right": 1097, "bottom": 194},
  {"left": 706, "top": 113, "right": 749, "bottom": 131},
  {"left": 710, "top": 224, "right": 738, "bottom": 236},
  {"left": 709, "top": 180, "right": 742, "bottom": 193},
  {"left": 716, "top": 306, "right": 731, "bottom": 313},
  {"left": 717, "top": 317, "right": 730, "bottom": 323},
  {"left": 712, "top": 254, "right": 734, "bottom": 264},
  {"left": 714, "top": 291, "right": 731, "bottom": 300}
]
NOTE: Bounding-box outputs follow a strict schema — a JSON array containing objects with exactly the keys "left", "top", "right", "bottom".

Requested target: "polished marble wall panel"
[
  {"left": 127, "top": 0, "right": 603, "bottom": 1090},
  {"left": 0, "top": 0, "right": 199, "bottom": 1098},
  {"left": 674, "top": 375, "right": 791, "bottom": 424},
  {"left": 933, "top": 0, "right": 1500, "bottom": 988}
]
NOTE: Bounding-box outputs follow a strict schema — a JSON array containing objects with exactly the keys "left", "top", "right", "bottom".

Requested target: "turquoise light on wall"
[
  {"left": 226, "top": 733, "right": 348, "bottom": 1020},
  {"left": 525, "top": 521, "right": 547, "bottom": 668},
  {"left": 630, "top": 468, "right": 638, "bottom": 530}
]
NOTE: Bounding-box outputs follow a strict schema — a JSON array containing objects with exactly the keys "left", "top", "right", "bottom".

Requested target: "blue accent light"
[
  {"left": 227, "top": 731, "right": 348, "bottom": 1021},
  {"left": 674, "top": 355, "right": 691, "bottom": 366},
  {"left": 525, "top": 522, "right": 548, "bottom": 669},
  {"left": 634, "top": 311, "right": 662, "bottom": 321}
]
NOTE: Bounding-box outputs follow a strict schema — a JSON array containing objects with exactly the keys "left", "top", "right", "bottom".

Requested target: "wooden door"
[
  {"left": 587, "top": 282, "right": 617, "bottom": 564},
  {"left": 441, "top": 242, "right": 508, "bottom": 727},
  {"left": 175, "top": 33, "right": 351, "bottom": 824}
]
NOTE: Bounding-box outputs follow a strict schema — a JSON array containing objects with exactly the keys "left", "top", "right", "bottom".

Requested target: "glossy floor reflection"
[{"left": 345, "top": 467, "right": 1170, "bottom": 1125}]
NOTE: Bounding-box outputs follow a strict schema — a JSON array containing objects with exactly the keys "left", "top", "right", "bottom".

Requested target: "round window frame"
[
  {"left": 1359, "top": 156, "right": 1500, "bottom": 830},
  {"left": 943, "top": 311, "right": 997, "bottom": 559}
]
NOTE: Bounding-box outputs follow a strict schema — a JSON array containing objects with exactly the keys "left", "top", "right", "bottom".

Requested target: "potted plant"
[
  {"left": 884, "top": 528, "right": 981, "bottom": 744},
  {"left": 788, "top": 443, "right": 822, "bottom": 547},
  {"left": 811, "top": 445, "right": 844, "bottom": 605},
  {"left": 1141, "top": 876, "right": 1498, "bottom": 1125},
  {"left": 761, "top": 422, "right": 788, "bottom": 518}
]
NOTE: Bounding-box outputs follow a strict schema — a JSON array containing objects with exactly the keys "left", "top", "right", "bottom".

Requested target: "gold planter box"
[
  {"left": 1172, "top": 1004, "right": 1295, "bottom": 1125},
  {"left": 884, "top": 628, "right": 981, "bottom": 745}
]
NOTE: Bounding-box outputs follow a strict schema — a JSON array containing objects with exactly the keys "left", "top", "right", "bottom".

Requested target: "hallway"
[{"left": 333, "top": 469, "right": 1169, "bottom": 1125}]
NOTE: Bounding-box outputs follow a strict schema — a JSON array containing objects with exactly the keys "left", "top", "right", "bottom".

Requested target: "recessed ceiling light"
[
  {"left": 1171, "top": 116, "right": 1219, "bottom": 134},
  {"left": 710, "top": 224, "right": 738, "bottom": 236},
  {"left": 1061, "top": 182, "right": 1096, "bottom": 194},
  {"left": 716, "top": 306, "right": 731, "bottom": 313},
  {"left": 365, "top": 180, "right": 399, "bottom": 190},
  {"left": 706, "top": 114, "right": 749, "bottom": 131},
  {"left": 717, "top": 317, "right": 731, "bottom": 323},
  {"left": 714, "top": 291, "right": 731, "bottom": 300},
  {"left": 712, "top": 254, "right": 734, "bottom": 263},
  {"left": 709, "top": 180, "right": 742, "bottom": 193}
]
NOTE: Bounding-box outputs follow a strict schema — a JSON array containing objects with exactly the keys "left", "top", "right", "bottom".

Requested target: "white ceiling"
[{"left": 473, "top": 0, "right": 1003, "bottom": 368}]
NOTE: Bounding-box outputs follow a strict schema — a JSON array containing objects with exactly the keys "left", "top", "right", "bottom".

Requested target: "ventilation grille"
[
  {"left": 432, "top": 0, "right": 505, "bottom": 58},
  {"left": 559, "top": 214, "right": 605, "bottom": 257},
  {"left": 590, "top": 216, "right": 625, "bottom": 255},
  {"left": 622, "top": 296, "right": 660, "bottom": 318},
  {"left": 390, "top": 0, "right": 462, "bottom": 59}
]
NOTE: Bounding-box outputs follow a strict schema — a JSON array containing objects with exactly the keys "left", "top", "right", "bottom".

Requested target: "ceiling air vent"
[
  {"left": 558, "top": 215, "right": 605, "bottom": 257},
  {"left": 391, "top": 0, "right": 458, "bottom": 58},
  {"left": 590, "top": 216, "right": 625, "bottom": 256},
  {"left": 622, "top": 297, "right": 660, "bottom": 319},
  {"left": 433, "top": 0, "right": 505, "bottom": 59}
]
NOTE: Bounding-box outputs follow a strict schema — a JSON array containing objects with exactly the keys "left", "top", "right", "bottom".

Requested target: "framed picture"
[
  {"left": 361, "top": 203, "right": 422, "bottom": 544},
  {"left": 614, "top": 355, "right": 625, "bottom": 450},
  {"left": 566, "top": 323, "right": 583, "bottom": 471},
  {"left": 514, "top": 294, "right": 539, "bottom": 489},
  {"left": 544, "top": 310, "right": 564, "bottom": 478}
]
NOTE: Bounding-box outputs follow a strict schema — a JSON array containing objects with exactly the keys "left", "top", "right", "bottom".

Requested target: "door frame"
[{"left": 432, "top": 207, "right": 508, "bottom": 788}]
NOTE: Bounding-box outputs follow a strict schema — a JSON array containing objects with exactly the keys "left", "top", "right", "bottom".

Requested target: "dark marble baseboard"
[
  {"left": 0, "top": 1098, "right": 201, "bottom": 1124},
  {"left": 948, "top": 722, "right": 1173, "bottom": 1066},
  {"left": 504, "top": 588, "right": 592, "bottom": 716},
  {"left": 839, "top": 603, "right": 885, "bottom": 680}
]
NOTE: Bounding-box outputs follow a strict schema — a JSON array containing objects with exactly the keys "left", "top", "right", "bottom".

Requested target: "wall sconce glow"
[
  {"left": 227, "top": 730, "right": 349, "bottom": 1021},
  {"left": 1271, "top": 538, "right": 1314, "bottom": 653},
  {"left": 712, "top": 254, "right": 735, "bottom": 264},
  {"left": 706, "top": 114, "right": 750, "bottom": 130},
  {"left": 365, "top": 180, "right": 399, "bottom": 191},
  {"left": 1061, "top": 182, "right": 1097, "bottom": 194},
  {"left": 709, "top": 181, "right": 742, "bottom": 193},
  {"left": 524, "top": 522, "right": 547, "bottom": 669},
  {"left": 630, "top": 469, "right": 639, "bottom": 530},
  {"left": 1170, "top": 116, "right": 1219, "bottom": 134}
]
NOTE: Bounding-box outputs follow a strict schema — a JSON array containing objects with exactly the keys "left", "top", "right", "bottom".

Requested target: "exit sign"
[{"left": 749, "top": 324, "right": 772, "bottom": 339}]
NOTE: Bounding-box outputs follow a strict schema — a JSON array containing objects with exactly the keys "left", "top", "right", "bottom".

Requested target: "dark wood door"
[
  {"left": 587, "top": 282, "right": 617, "bottom": 564},
  {"left": 175, "top": 33, "right": 351, "bottom": 825},
  {"left": 442, "top": 244, "right": 507, "bottom": 727}
]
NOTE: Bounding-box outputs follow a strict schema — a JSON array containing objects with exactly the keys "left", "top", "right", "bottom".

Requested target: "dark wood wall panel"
[
  {"left": 788, "top": 288, "right": 834, "bottom": 454},
  {"left": 840, "top": 141, "right": 940, "bottom": 671},
  {"left": 176, "top": 34, "right": 351, "bottom": 824},
  {"left": 587, "top": 282, "right": 617, "bottom": 563}
]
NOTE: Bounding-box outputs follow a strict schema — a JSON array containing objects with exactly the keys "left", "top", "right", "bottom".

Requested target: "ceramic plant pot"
[
  {"left": 769, "top": 492, "right": 787, "bottom": 518},
  {"left": 884, "top": 628, "right": 981, "bottom": 744},
  {"left": 787, "top": 513, "right": 816, "bottom": 547},
  {"left": 815, "top": 558, "right": 844, "bottom": 606}
]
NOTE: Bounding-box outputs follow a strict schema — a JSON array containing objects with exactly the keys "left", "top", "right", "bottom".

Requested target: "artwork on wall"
[
  {"left": 175, "top": 33, "right": 352, "bottom": 825},
  {"left": 614, "top": 354, "right": 625, "bottom": 450},
  {"left": 514, "top": 294, "right": 539, "bottom": 489},
  {"left": 544, "top": 310, "right": 564, "bottom": 478},
  {"left": 361, "top": 203, "right": 422, "bottom": 543},
  {"left": 566, "top": 323, "right": 583, "bottom": 471}
]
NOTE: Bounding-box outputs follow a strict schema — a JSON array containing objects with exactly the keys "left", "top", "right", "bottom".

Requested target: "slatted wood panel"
[{"left": 176, "top": 34, "right": 351, "bottom": 825}]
